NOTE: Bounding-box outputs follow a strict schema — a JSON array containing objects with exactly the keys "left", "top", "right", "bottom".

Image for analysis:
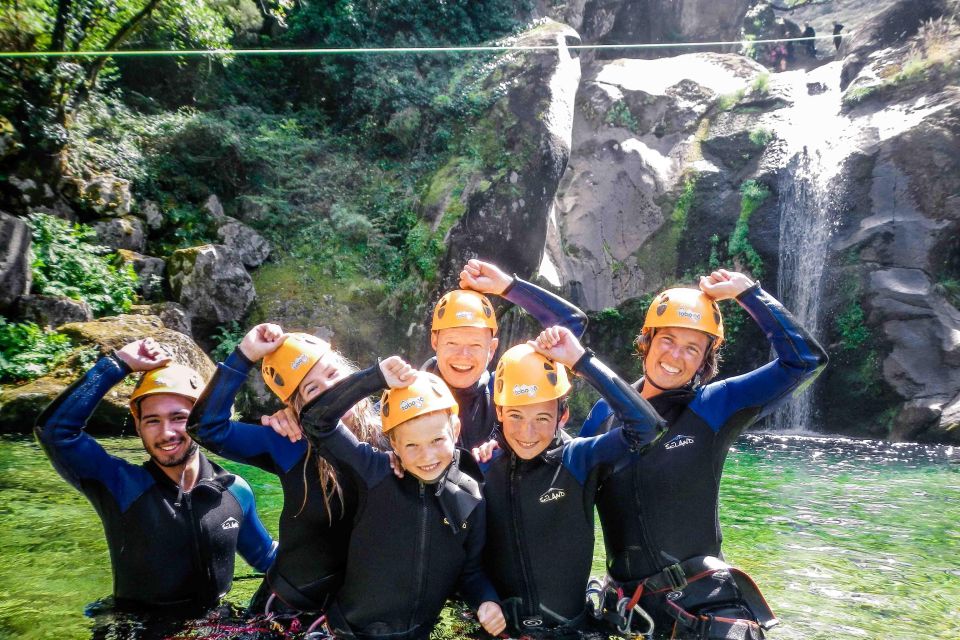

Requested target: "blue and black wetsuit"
[
  {"left": 298, "top": 365, "right": 498, "bottom": 640},
  {"left": 580, "top": 284, "right": 827, "bottom": 636},
  {"left": 188, "top": 348, "right": 366, "bottom": 613},
  {"left": 483, "top": 351, "right": 666, "bottom": 634},
  {"left": 35, "top": 354, "right": 277, "bottom": 609},
  {"left": 423, "top": 277, "right": 588, "bottom": 451}
]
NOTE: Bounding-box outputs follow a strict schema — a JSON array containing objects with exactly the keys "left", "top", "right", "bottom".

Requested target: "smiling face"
[
  {"left": 431, "top": 326, "right": 498, "bottom": 389},
  {"left": 642, "top": 327, "right": 711, "bottom": 391},
  {"left": 136, "top": 393, "right": 198, "bottom": 468},
  {"left": 496, "top": 399, "right": 569, "bottom": 460},
  {"left": 295, "top": 351, "right": 351, "bottom": 406},
  {"left": 389, "top": 411, "right": 459, "bottom": 482}
]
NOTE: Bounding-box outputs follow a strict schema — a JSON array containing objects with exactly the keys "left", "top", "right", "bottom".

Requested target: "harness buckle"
[{"left": 664, "top": 563, "right": 687, "bottom": 590}]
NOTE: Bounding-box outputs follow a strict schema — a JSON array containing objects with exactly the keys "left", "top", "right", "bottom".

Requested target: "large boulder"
[
  {"left": 0, "top": 211, "right": 31, "bottom": 313},
  {"left": 167, "top": 244, "right": 255, "bottom": 341},
  {"left": 66, "top": 174, "right": 132, "bottom": 217},
  {"left": 16, "top": 294, "right": 93, "bottom": 328},
  {"left": 0, "top": 315, "right": 214, "bottom": 434},
  {"left": 115, "top": 249, "right": 166, "bottom": 300},
  {"left": 217, "top": 217, "right": 271, "bottom": 267},
  {"left": 92, "top": 216, "right": 146, "bottom": 253}
]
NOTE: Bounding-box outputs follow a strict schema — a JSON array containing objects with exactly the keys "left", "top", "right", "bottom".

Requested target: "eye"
[
  {"left": 432, "top": 437, "right": 444, "bottom": 444},
  {"left": 687, "top": 346, "right": 700, "bottom": 356}
]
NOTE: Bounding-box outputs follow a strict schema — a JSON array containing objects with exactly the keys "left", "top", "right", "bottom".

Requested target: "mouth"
[
  {"left": 418, "top": 461, "right": 441, "bottom": 474},
  {"left": 659, "top": 362, "right": 681, "bottom": 375},
  {"left": 156, "top": 440, "right": 184, "bottom": 453},
  {"left": 448, "top": 364, "right": 474, "bottom": 373},
  {"left": 514, "top": 440, "right": 541, "bottom": 450}
]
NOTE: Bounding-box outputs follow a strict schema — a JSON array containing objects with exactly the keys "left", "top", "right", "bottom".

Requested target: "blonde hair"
[{"left": 290, "top": 350, "right": 383, "bottom": 521}]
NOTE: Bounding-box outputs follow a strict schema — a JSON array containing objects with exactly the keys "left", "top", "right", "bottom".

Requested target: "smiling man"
[
  {"left": 580, "top": 269, "right": 828, "bottom": 639},
  {"left": 35, "top": 338, "right": 276, "bottom": 611},
  {"left": 424, "top": 259, "right": 587, "bottom": 452}
]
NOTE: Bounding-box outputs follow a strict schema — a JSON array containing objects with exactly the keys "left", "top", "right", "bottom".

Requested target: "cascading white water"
[{"left": 768, "top": 62, "right": 847, "bottom": 432}]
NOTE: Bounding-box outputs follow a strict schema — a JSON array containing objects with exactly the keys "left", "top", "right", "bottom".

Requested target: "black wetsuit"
[
  {"left": 189, "top": 348, "right": 360, "bottom": 612},
  {"left": 483, "top": 351, "right": 666, "bottom": 634},
  {"left": 298, "top": 366, "right": 498, "bottom": 640},
  {"left": 423, "top": 277, "right": 588, "bottom": 451},
  {"left": 35, "top": 355, "right": 276, "bottom": 609},
  {"left": 580, "top": 284, "right": 828, "bottom": 636}
]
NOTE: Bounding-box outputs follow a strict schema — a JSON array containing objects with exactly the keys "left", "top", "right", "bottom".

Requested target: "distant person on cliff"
[
  {"left": 803, "top": 24, "right": 817, "bottom": 58},
  {"left": 580, "top": 269, "right": 828, "bottom": 639},
  {"left": 833, "top": 23, "right": 844, "bottom": 52},
  {"left": 35, "top": 338, "right": 276, "bottom": 613},
  {"left": 188, "top": 325, "right": 385, "bottom": 627},
  {"left": 422, "top": 259, "right": 587, "bottom": 454}
]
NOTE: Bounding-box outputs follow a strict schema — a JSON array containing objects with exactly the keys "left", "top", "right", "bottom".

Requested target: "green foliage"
[
  {"left": 750, "top": 73, "right": 770, "bottom": 95},
  {"left": 836, "top": 300, "right": 870, "bottom": 350},
  {"left": 27, "top": 213, "right": 139, "bottom": 316},
  {"left": 842, "top": 85, "right": 878, "bottom": 107},
  {"left": 936, "top": 278, "right": 960, "bottom": 309},
  {"left": 728, "top": 180, "right": 770, "bottom": 278},
  {"left": 749, "top": 127, "right": 773, "bottom": 147},
  {"left": 210, "top": 321, "right": 245, "bottom": 363},
  {"left": 0, "top": 319, "right": 74, "bottom": 383},
  {"left": 605, "top": 100, "right": 639, "bottom": 131},
  {"left": 716, "top": 89, "right": 746, "bottom": 112},
  {"left": 708, "top": 234, "right": 722, "bottom": 270},
  {"left": 672, "top": 174, "right": 699, "bottom": 231}
]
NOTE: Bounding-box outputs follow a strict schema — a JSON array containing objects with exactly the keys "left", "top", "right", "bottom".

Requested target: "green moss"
[
  {"left": 671, "top": 174, "right": 699, "bottom": 231},
  {"left": 727, "top": 180, "right": 770, "bottom": 278},
  {"left": 605, "top": 100, "right": 639, "bottom": 132},
  {"left": 716, "top": 89, "right": 746, "bottom": 112},
  {"left": 750, "top": 72, "right": 770, "bottom": 96},
  {"left": 749, "top": 127, "right": 773, "bottom": 148}
]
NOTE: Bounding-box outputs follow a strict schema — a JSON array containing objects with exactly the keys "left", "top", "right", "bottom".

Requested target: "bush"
[
  {"left": 27, "top": 212, "right": 139, "bottom": 316},
  {"left": 727, "top": 180, "right": 770, "bottom": 277},
  {"left": 210, "top": 321, "right": 245, "bottom": 363},
  {"left": 0, "top": 319, "right": 74, "bottom": 383}
]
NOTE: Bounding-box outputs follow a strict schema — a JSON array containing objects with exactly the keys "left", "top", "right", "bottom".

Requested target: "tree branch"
[{"left": 83, "top": 0, "right": 164, "bottom": 92}]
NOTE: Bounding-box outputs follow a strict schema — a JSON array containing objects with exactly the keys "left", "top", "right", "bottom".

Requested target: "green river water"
[{"left": 0, "top": 432, "right": 957, "bottom": 640}]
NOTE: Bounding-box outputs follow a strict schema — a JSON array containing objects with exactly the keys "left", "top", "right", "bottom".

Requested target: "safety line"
[{"left": 0, "top": 33, "right": 850, "bottom": 59}]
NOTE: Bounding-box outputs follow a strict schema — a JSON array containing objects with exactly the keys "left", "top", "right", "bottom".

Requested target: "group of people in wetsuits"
[{"left": 36, "top": 258, "right": 828, "bottom": 639}]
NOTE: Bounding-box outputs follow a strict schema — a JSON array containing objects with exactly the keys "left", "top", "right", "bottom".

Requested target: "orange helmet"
[
  {"left": 432, "top": 290, "right": 498, "bottom": 333},
  {"left": 493, "top": 344, "right": 571, "bottom": 407},
  {"left": 261, "top": 332, "right": 331, "bottom": 402},
  {"left": 642, "top": 288, "right": 724, "bottom": 348},
  {"left": 380, "top": 371, "right": 458, "bottom": 434},
  {"left": 129, "top": 363, "right": 205, "bottom": 419}
]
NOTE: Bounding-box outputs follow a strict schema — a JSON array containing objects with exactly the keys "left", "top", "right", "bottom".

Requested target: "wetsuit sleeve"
[
  {"left": 501, "top": 276, "right": 588, "bottom": 338},
  {"left": 457, "top": 501, "right": 500, "bottom": 608},
  {"left": 298, "top": 365, "right": 392, "bottom": 487},
  {"left": 695, "top": 284, "right": 830, "bottom": 431},
  {"left": 578, "top": 397, "right": 614, "bottom": 437},
  {"left": 188, "top": 348, "right": 308, "bottom": 474},
  {"left": 228, "top": 475, "right": 278, "bottom": 572},
  {"left": 33, "top": 355, "right": 146, "bottom": 509},
  {"left": 563, "top": 351, "right": 667, "bottom": 481}
]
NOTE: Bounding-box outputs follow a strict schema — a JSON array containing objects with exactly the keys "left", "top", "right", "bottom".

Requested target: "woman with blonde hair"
[{"left": 188, "top": 323, "right": 383, "bottom": 625}]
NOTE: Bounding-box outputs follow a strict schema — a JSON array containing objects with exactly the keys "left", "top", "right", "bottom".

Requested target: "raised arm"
[
  {"left": 188, "top": 347, "right": 307, "bottom": 473},
  {"left": 460, "top": 259, "right": 588, "bottom": 337},
  {"left": 228, "top": 475, "right": 278, "bottom": 572}
]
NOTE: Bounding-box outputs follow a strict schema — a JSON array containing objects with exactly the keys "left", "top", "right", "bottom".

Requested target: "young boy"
[
  {"left": 298, "top": 364, "right": 506, "bottom": 639},
  {"left": 482, "top": 326, "right": 666, "bottom": 635}
]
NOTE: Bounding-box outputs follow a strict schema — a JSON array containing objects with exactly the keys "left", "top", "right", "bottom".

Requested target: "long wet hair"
[
  {"left": 634, "top": 328, "right": 721, "bottom": 386},
  {"left": 288, "top": 350, "right": 383, "bottom": 520}
]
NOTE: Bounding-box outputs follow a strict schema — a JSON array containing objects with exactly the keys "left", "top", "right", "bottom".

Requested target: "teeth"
[
  {"left": 450, "top": 364, "right": 472, "bottom": 372},
  {"left": 661, "top": 363, "right": 680, "bottom": 374}
]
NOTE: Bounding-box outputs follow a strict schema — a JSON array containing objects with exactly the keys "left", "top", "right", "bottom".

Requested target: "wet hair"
[
  {"left": 634, "top": 328, "right": 720, "bottom": 386},
  {"left": 289, "top": 350, "right": 383, "bottom": 520}
]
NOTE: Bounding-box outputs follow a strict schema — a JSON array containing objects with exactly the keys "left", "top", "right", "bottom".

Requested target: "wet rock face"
[
  {"left": 167, "top": 244, "right": 255, "bottom": 343},
  {"left": 0, "top": 211, "right": 31, "bottom": 313},
  {"left": 0, "top": 315, "right": 214, "bottom": 434},
  {"left": 433, "top": 20, "right": 582, "bottom": 296}
]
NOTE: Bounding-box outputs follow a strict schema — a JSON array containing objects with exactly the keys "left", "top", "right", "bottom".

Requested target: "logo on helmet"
[
  {"left": 455, "top": 310, "right": 474, "bottom": 320},
  {"left": 512, "top": 384, "right": 539, "bottom": 397},
  {"left": 400, "top": 396, "right": 425, "bottom": 411},
  {"left": 290, "top": 354, "right": 309, "bottom": 370},
  {"left": 677, "top": 308, "right": 702, "bottom": 322}
]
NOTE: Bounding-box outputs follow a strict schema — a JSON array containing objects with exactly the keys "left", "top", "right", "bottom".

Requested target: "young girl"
[{"left": 188, "top": 323, "right": 382, "bottom": 622}]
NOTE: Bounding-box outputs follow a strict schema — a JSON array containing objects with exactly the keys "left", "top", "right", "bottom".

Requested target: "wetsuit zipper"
[
  {"left": 509, "top": 455, "right": 539, "bottom": 618},
  {"left": 632, "top": 466, "right": 662, "bottom": 575},
  {"left": 410, "top": 481, "right": 429, "bottom": 630}
]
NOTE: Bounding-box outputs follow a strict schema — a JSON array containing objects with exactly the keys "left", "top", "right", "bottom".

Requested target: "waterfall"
[{"left": 768, "top": 63, "right": 846, "bottom": 432}]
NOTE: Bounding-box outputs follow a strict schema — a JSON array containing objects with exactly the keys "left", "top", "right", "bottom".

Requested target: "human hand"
[
  {"left": 379, "top": 356, "right": 416, "bottom": 389},
  {"left": 238, "top": 323, "right": 286, "bottom": 362},
  {"left": 699, "top": 269, "right": 755, "bottom": 301},
  {"left": 459, "top": 259, "right": 513, "bottom": 296},
  {"left": 387, "top": 450, "right": 405, "bottom": 479},
  {"left": 116, "top": 338, "right": 173, "bottom": 372},
  {"left": 477, "top": 601, "right": 507, "bottom": 636},
  {"left": 471, "top": 438, "right": 499, "bottom": 464},
  {"left": 261, "top": 406, "right": 303, "bottom": 443},
  {"left": 531, "top": 326, "right": 585, "bottom": 368}
]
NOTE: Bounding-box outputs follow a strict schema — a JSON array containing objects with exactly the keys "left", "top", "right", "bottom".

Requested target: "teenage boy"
[
  {"left": 298, "top": 363, "right": 506, "bottom": 639},
  {"left": 482, "top": 326, "right": 666, "bottom": 635}
]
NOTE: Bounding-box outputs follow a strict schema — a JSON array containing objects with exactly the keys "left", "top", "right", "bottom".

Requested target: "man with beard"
[{"left": 35, "top": 337, "right": 276, "bottom": 611}]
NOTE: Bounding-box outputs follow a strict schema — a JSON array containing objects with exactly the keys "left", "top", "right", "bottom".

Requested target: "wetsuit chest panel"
[
  {"left": 336, "top": 477, "right": 470, "bottom": 634},
  {"left": 597, "top": 410, "right": 726, "bottom": 582},
  {"left": 484, "top": 454, "right": 597, "bottom": 623}
]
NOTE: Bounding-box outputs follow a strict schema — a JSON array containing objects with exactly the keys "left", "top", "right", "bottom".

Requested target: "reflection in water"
[{"left": 0, "top": 434, "right": 957, "bottom": 639}]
